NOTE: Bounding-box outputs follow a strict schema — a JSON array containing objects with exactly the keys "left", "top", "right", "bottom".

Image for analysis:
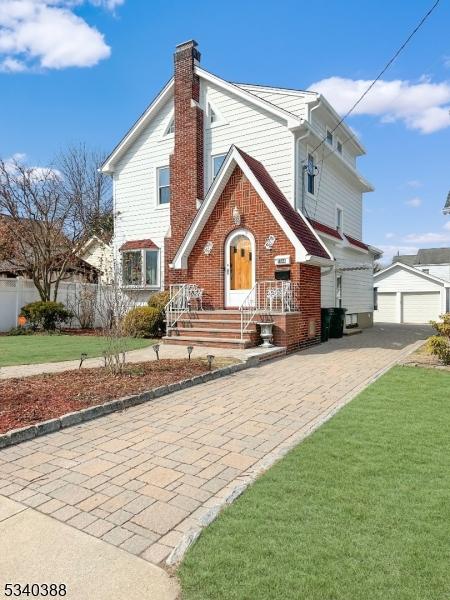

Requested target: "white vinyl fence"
[{"left": 0, "top": 278, "right": 106, "bottom": 332}]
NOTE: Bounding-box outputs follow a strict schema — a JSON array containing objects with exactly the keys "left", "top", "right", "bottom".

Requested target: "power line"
[{"left": 310, "top": 0, "right": 441, "bottom": 158}]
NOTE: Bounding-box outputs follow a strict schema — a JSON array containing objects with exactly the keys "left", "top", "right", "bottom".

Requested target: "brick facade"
[{"left": 181, "top": 166, "right": 321, "bottom": 349}]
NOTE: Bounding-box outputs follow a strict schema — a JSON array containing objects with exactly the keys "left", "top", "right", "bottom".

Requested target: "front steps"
[{"left": 163, "top": 310, "right": 261, "bottom": 349}]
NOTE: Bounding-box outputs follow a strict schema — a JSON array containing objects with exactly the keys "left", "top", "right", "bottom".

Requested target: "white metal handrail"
[
  {"left": 165, "top": 283, "right": 203, "bottom": 331},
  {"left": 239, "top": 280, "right": 300, "bottom": 340}
]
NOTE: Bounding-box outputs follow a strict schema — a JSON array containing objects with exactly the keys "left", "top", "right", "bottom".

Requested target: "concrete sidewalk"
[
  {"left": 0, "top": 341, "right": 279, "bottom": 379},
  {"left": 0, "top": 496, "right": 179, "bottom": 600}
]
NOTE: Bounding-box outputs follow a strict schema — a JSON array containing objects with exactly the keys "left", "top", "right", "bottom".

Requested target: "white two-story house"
[{"left": 101, "top": 40, "right": 379, "bottom": 350}]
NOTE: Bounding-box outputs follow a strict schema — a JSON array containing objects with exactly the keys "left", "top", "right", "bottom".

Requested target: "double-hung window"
[
  {"left": 122, "top": 248, "right": 160, "bottom": 288},
  {"left": 326, "top": 129, "right": 333, "bottom": 146},
  {"left": 336, "top": 275, "right": 342, "bottom": 308},
  {"left": 212, "top": 153, "right": 226, "bottom": 179},
  {"left": 157, "top": 166, "right": 170, "bottom": 205},
  {"left": 307, "top": 153, "right": 316, "bottom": 195}
]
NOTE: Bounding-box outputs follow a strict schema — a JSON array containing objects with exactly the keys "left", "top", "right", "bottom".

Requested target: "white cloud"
[
  {"left": 0, "top": 0, "right": 121, "bottom": 72},
  {"left": 308, "top": 76, "right": 450, "bottom": 134},
  {"left": 443, "top": 221, "right": 450, "bottom": 231},
  {"left": 406, "top": 179, "right": 422, "bottom": 189},
  {"left": 3, "top": 152, "right": 61, "bottom": 180},
  {"left": 405, "top": 196, "right": 422, "bottom": 208},
  {"left": 402, "top": 232, "right": 450, "bottom": 244},
  {"left": 385, "top": 232, "right": 395, "bottom": 239}
]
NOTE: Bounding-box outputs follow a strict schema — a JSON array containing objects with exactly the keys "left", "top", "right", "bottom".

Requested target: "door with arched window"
[{"left": 225, "top": 230, "right": 255, "bottom": 307}]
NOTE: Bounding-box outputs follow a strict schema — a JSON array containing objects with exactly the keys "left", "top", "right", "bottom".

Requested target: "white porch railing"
[
  {"left": 240, "top": 280, "right": 300, "bottom": 340},
  {"left": 165, "top": 283, "right": 204, "bottom": 332}
]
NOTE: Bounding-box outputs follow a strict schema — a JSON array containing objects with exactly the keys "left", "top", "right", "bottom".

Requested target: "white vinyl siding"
[
  {"left": 401, "top": 292, "right": 441, "bottom": 323},
  {"left": 202, "top": 82, "right": 294, "bottom": 202},
  {"left": 236, "top": 85, "right": 310, "bottom": 120},
  {"left": 376, "top": 293, "right": 397, "bottom": 322},
  {"left": 113, "top": 96, "right": 174, "bottom": 292}
]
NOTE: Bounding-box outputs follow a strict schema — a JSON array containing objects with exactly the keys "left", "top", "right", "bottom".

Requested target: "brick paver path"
[{"left": 0, "top": 324, "right": 429, "bottom": 566}]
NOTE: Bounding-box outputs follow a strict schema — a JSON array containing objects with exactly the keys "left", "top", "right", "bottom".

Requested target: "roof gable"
[
  {"left": 374, "top": 261, "right": 449, "bottom": 286},
  {"left": 172, "top": 146, "right": 332, "bottom": 269}
]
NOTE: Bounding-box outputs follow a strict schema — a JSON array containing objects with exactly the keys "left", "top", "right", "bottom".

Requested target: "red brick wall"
[
  {"left": 179, "top": 165, "right": 321, "bottom": 349},
  {"left": 165, "top": 40, "right": 204, "bottom": 286}
]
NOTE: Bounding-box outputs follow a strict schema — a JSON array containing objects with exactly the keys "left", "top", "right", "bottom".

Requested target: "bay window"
[{"left": 122, "top": 248, "right": 160, "bottom": 288}]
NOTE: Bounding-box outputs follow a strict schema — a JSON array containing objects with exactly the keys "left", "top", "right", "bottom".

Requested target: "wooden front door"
[{"left": 225, "top": 233, "right": 254, "bottom": 307}]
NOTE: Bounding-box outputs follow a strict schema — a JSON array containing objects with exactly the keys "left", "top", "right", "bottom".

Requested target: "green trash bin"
[
  {"left": 320, "top": 308, "right": 332, "bottom": 342},
  {"left": 329, "top": 307, "right": 347, "bottom": 338}
]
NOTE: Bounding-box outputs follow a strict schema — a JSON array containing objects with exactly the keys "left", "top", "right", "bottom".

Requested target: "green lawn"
[
  {"left": 179, "top": 366, "right": 450, "bottom": 600},
  {"left": 0, "top": 335, "right": 155, "bottom": 366}
]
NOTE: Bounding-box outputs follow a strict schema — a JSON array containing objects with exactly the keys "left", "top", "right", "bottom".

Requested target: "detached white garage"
[{"left": 374, "top": 263, "right": 449, "bottom": 324}]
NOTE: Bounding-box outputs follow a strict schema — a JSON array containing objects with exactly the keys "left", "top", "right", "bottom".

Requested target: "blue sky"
[{"left": 1, "top": 0, "right": 449, "bottom": 262}]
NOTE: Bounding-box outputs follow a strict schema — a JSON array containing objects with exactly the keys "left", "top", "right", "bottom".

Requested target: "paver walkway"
[{"left": 0, "top": 324, "right": 429, "bottom": 568}]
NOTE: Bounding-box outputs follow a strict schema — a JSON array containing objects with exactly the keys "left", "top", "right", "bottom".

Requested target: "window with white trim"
[
  {"left": 122, "top": 249, "right": 160, "bottom": 288},
  {"left": 164, "top": 118, "right": 174, "bottom": 135},
  {"left": 337, "top": 139, "right": 343, "bottom": 154},
  {"left": 212, "top": 153, "right": 226, "bottom": 178},
  {"left": 157, "top": 166, "right": 170, "bottom": 205},
  {"left": 336, "top": 207, "right": 343, "bottom": 233},
  {"left": 326, "top": 129, "right": 333, "bottom": 146},
  {"left": 307, "top": 153, "right": 316, "bottom": 195}
]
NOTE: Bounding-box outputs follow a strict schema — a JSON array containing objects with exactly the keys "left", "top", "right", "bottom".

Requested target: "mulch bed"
[
  {"left": 401, "top": 342, "right": 450, "bottom": 372},
  {"left": 0, "top": 359, "right": 209, "bottom": 434}
]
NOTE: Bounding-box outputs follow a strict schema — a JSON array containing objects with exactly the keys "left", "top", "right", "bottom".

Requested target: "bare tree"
[{"left": 0, "top": 147, "right": 112, "bottom": 301}]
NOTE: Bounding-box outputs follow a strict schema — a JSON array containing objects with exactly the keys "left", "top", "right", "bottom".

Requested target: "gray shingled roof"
[
  {"left": 444, "top": 190, "right": 450, "bottom": 214},
  {"left": 393, "top": 248, "right": 450, "bottom": 266}
]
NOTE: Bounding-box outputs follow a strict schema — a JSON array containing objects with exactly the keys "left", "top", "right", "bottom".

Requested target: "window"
[
  {"left": 422, "top": 268, "right": 430, "bottom": 274},
  {"left": 165, "top": 118, "right": 174, "bottom": 135},
  {"left": 326, "top": 129, "right": 333, "bottom": 146},
  {"left": 213, "top": 153, "right": 226, "bottom": 178},
  {"left": 373, "top": 287, "right": 378, "bottom": 311},
  {"left": 122, "top": 249, "right": 159, "bottom": 288},
  {"left": 307, "top": 153, "right": 316, "bottom": 195},
  {"left": 210, "top": 108, "right": 217, "bottom": 124},
  {"left": 157, "top": 166, "right": 170, "bottom": 205},
  {"left": 336, "top": 275, "right": 342, "bottom": 308},
  {"left": 336, "top": 207, "right": 343, "bottom": 232},
  {"left": 337, "top": 140, "right": 343, "bottom": 154}
]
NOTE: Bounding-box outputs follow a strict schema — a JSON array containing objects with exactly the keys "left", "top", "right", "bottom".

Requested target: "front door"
[{"left": 225, "top": 232, "right": 254, "bottom": 307}]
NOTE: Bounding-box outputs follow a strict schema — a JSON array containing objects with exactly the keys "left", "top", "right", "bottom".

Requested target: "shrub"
[
  {"left": 20, "top": 301, "right": 73, "bottom": 332},
  {"left": 7, "top": 326, "right": 34, "bottom": 336},
  {"left": 148, "top": 290, "right": 170, "bottom": 312},
  {"left": 123, "top": 306, "right": 162, "bottom": 338},
  {"left": 427, "top": 313, "right": 450, "bottom": 365}
]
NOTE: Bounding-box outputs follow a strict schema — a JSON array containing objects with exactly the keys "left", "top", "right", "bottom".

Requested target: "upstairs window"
[
  {"left": 165, "top": 118, "right": 175, "bottom": 135},
  {"left": 337, "top": 139, "right": 343, "bottom": 154},
  {"left": 307, "top": 153, "right": 316, "bottom": 195},
  {"left": 326, "top": 129, "right": 333, "bottom": 146},
  {"left": 422, "top": 268, "right": 430, "bottom": 274},
  {"left": 122, "top": 248, "right": 160, "bottom": 288},
  {"left": 210, "top": 108, "right": 217, "bottom": 124},
  {"left": 213, "top": 153, "right": 226, "bottom": 178},
  {"left": 336, "top": 207, "right": 343, "bottom": 232},
  {"left": 157, "top": 166, "right": 170, "bottom": 205}
]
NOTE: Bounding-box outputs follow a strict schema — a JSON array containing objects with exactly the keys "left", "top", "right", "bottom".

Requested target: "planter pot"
[{"left": 258, "top": 322, "right": 274, "bottom": 348}]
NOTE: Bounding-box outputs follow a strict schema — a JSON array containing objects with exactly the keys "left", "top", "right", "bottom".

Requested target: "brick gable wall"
[{"left": 184, "top": 166, "right": 321, "bottom": 350}]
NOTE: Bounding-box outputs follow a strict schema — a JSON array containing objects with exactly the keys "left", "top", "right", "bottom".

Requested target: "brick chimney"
[{"left": 165, "top": 40, "right": 204, "bottom": 285}]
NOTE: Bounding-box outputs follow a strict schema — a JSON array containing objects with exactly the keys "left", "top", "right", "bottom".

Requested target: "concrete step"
[
  {"left": 177, "top": 318, "right": 244, "bottom": 329},
  {"left": 343, "top": 328, "right": 363, "bottom": 336},
  {"left": 169, "top": 327, "right": 258, "bottom": 341},
  {"left": 163, "top": 335, "right": 254, "bottom": 349}
]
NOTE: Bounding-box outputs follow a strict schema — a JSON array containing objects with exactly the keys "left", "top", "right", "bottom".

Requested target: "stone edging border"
[
  {"left": 165, "top": 337, "right": 427, "bottom": 566},
  {"left": 0, "top": 358, "right": 259, "bottom": 451}
]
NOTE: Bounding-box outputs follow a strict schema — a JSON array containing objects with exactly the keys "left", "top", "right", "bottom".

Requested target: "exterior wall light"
[{"left": 232, "top": 206, "right": 241, "bottom": 225}]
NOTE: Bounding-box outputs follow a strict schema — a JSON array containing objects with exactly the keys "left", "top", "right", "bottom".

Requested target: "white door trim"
[{"left": 224, "top": 228, "right": 256, "bottom": 308}]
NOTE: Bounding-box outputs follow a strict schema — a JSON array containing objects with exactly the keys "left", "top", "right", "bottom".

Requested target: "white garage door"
[
  {"left": 401, "top": 292, "right": 441, "bottom": 323},
  {"left": 375, "top": 292, "right": 397, "bottom": 322}
]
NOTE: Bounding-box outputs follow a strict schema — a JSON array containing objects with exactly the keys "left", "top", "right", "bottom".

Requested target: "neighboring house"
[
  {"left": 79, "top": 235, "right": 114, "bottom": 284},
  {"left": 102, "top": 40, "right": 379, "bottom": 350},
  {"left": 373, "top": 248, "right": 450, "bottom": 324},
  {"left": 443, "top": 190, "right": 450, "bottom": 215}
]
